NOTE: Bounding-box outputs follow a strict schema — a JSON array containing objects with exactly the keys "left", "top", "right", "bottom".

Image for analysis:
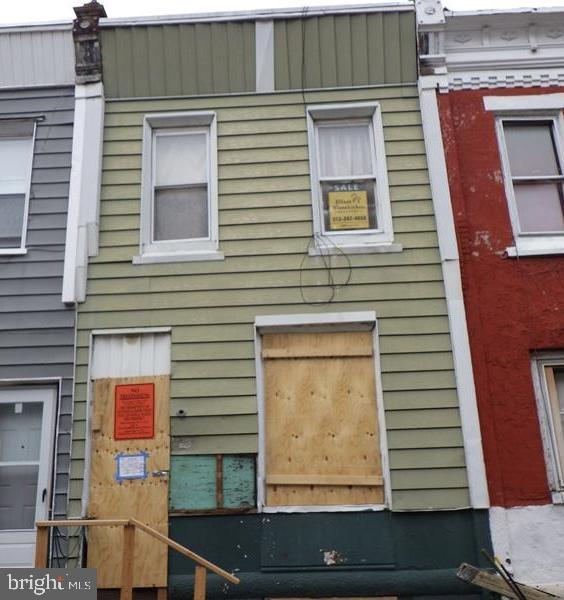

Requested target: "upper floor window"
[
  {"left": 0, "top": 120, "right": 35, "bottom": 254},
  {"left": 136, "top": 112, "right": 221, "bottom": 264},
  {"left": 533, "top": 355, "right": 564, "bottom": 502},
  {"left": 502, "top": 120, "right": 564, "bottom": 235},
  {"left": 485, "top": 94, "right": 564, "bottom": 256},
  {"left": 307, "top": 103, "right": 395, "bottom": 253}
]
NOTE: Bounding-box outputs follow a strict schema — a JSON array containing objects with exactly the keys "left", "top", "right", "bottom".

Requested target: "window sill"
[
  {"left": 261, "top": 503, "right": 387, "bottom": 513},
  {"left": 0, "top": 248, "right": 27, "bottom": 256},
  {"left": 506, "top": 236, "right": 564, "bottom": 257},
  {"left": 309, "top": 242, "right": 402, "bottom": 256},
  {"left": 133, "top": 250, "right": 224, "bottom": 264},
  {"left": 551, "top": 491, "right": 564, "bottom": 504}
]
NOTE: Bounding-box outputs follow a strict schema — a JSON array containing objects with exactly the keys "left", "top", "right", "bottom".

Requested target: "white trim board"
[
  {"left": 62, "top": 82, "right": 105, "bottom": 304},
  {"left": 102, "top": 3, "right": 413, "bottom": 27},
  {"left": 255, "top": 20, "right": 274, "bottom": 93},
  {"left": 254, "top": 311, "right": 392, "bottom": 513},
  {"left": 484, "top": 93, "right": 564, "bottom": 113},
  {"left": 418, "top": 78, "right": 490, "bottom": 509}
]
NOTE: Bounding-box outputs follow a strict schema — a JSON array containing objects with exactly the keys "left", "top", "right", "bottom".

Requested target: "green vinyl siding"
[
  {"left": 102, "top": 21, "right": 255, "bottom": 98},
  {"left": 72, "top": 85, "right": 470, "bottom": 512},
  {"left": 274, "top": 12, "right": 416, "bottom": 90},
  {"left": 101, "top": 12, "right": 415, "bottom": 99}
]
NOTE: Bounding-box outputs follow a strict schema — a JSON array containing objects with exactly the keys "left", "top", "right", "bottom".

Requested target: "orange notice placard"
[{"left": 114, "top": 383, "right": 155, "bottom": 440}]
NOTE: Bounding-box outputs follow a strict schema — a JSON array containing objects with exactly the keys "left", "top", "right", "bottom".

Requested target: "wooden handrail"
[
  {"left": 129, "top": 518, "right": 239, "bottom": 584},
  {"left": 37, "top": 519, "right": 129, "bottom": 527},
  {"left": 34, "top": 517, "right": 240, "bottom": 600}
]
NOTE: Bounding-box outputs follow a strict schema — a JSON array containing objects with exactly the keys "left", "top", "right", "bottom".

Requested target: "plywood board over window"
[{"left": 262, "top": 331, "right": 384, "bottom": 507}]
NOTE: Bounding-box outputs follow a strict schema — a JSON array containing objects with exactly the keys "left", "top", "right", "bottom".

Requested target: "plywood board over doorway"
[
  {"left": 263, "top": 331, "right": 384, "bottom": 506},
  {"left": 87, "top": 376, "right": 170, "bottom": 588}
]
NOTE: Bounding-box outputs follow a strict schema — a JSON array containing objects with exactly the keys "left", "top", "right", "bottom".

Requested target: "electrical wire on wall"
[
  {"left": 296, "top": 6, "right": 354, "bottom": 306},
  {"left": 299, "top": 235, "right": 352, "bottom": 305},
  {"left": 51, "top": 525, "right": 86, "bottom": 568}
]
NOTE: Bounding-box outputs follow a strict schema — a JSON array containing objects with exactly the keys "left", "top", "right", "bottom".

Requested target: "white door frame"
[{"left": 0, "top": 385, "right": 57, "bottom": 565}]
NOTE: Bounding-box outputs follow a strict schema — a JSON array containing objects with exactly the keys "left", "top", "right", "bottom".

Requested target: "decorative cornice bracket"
[{"left": 73, "top": 1, "right": 107, "bottom": 84}]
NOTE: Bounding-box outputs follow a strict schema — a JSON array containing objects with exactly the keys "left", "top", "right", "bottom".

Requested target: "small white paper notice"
[{"left": 116, "top": 452, "right": 147, "bottom": 480}]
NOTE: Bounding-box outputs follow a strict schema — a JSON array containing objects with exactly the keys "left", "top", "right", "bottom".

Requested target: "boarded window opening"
[{"left": 262, "top": 331, "right": 384, "bottom": 507}]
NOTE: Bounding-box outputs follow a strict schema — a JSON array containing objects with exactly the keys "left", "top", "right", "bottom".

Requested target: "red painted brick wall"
[{"left": 438, "top": 87, "right": 564, "bottom": 507}]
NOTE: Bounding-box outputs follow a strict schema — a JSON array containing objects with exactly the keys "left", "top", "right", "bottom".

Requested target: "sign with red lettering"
[{"left": 114, "top": 383, "right": 155, "bottom": 440}]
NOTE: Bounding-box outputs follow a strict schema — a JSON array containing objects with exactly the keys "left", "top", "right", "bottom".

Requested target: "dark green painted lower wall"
[{"left": 168, "top": 510, "right": 491, "bottom": 599}]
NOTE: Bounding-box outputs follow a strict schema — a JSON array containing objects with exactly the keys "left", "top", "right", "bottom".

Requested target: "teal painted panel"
[
  {"left": 170, "top": 455, "right": 217, "bottom": 510},
  {"left": 223, "top": 455, "right": 255, "bottom": 509}
]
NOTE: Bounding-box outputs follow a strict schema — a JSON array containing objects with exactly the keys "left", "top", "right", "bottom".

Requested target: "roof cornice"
[
  {"left": 417, "top": 0, "right": 564, "bottom": 91},
  {"left": 100, "top": 2, "right": 413, "bottom": 28}
]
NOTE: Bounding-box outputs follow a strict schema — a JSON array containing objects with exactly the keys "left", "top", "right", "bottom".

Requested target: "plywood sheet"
[
  {"left": 262, "top": 331, "right": 373, "bottom": 359},
  {"left": 87, "top": 376, "right": 170, "bottom": 588},
  {"left": 264, "top": 332, "right": 383, "bottom": 506}
]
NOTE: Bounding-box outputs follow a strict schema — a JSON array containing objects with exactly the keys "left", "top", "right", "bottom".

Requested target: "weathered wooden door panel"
[
  {"left": 87, "top": 376, "right": 170, "bottom": 588},
  {"left": 263, "top": 331, "right": 383, "bottom": 506}
]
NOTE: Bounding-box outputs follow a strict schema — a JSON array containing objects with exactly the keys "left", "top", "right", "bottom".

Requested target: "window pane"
[
  {"left": 318, "top": 124, "right": 373, "bottom": 178},
  {"left": 321, "top": 180, "right": 377, "bottom": 232},
  {"left": 504, "top": 122, "right": 561, "bottom": 177},
  {"left": 514, "top": 183, "right": 564, "bottom": 232},
  {"left": 0, "top": 194, "right": 25, "bottom": 247},
  {"left": 0, "top": 465, "right": 38, "bottom": 529},
  {"left": 0, "top": 402, "right": 43, "bottom": 462},
  {"left": 155, "top": 132, "right": 207, "bottom": 186},
  {"left": 154, "top": 186, "right": 208, "bottom": 241},
  {"left": 0, "top": 137, "right": 32, "bottom": 195}
]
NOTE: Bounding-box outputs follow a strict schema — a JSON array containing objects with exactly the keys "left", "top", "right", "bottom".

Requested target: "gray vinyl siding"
[
  {"left": 0, "top": 27, "right": 74, "bottom": 89},
  {"left": 0, "top": 86, "right": 75, "bottom": 519}
]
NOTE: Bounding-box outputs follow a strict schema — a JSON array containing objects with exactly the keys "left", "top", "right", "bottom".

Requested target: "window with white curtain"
[
  {"left": 307, "top": 103, "right": 395, "bottom": 251},
  {"left": 137, "top": 112, "right": 221, "bottom": 263},
  {"left": 0, "top": 120, "right": 35, "bottom": 253}
]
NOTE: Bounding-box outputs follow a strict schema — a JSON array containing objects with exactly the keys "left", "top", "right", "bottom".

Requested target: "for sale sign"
[{"left": 328, "top": 190, "right": 369, "bottom": 229}]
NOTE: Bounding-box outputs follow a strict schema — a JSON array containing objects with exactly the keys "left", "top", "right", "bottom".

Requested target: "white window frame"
[
  {"left": 532, "top": 354, "right": 564, "bottom": 504},
  {"left": 254, "top": 311, "right": 391, "bottom": 513},
  {"left": 0, "top": 120, "right": 36, "bottom": 256},
  {"left": 306, "top": 103, "right": 398, "bottom": 254},
  {"left": 485, "top": 94, "right": 564, "bottom": 257},
  {"left": 135, "top": 111, "right": 222, "bottom": 264}
]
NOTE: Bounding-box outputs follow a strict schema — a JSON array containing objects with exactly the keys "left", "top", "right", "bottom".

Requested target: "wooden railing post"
[
  {"left": 33, "top": 518, "right": 239, "bottom": 600},
  {"left": 34, "top": 525, "right": 49, "bottom": 567},
  {"left": 120, "top": 523, "right": 135, "bottom": 600},
  {"left": 194, "top": 566, "right": 207, "bottom": 600}
]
